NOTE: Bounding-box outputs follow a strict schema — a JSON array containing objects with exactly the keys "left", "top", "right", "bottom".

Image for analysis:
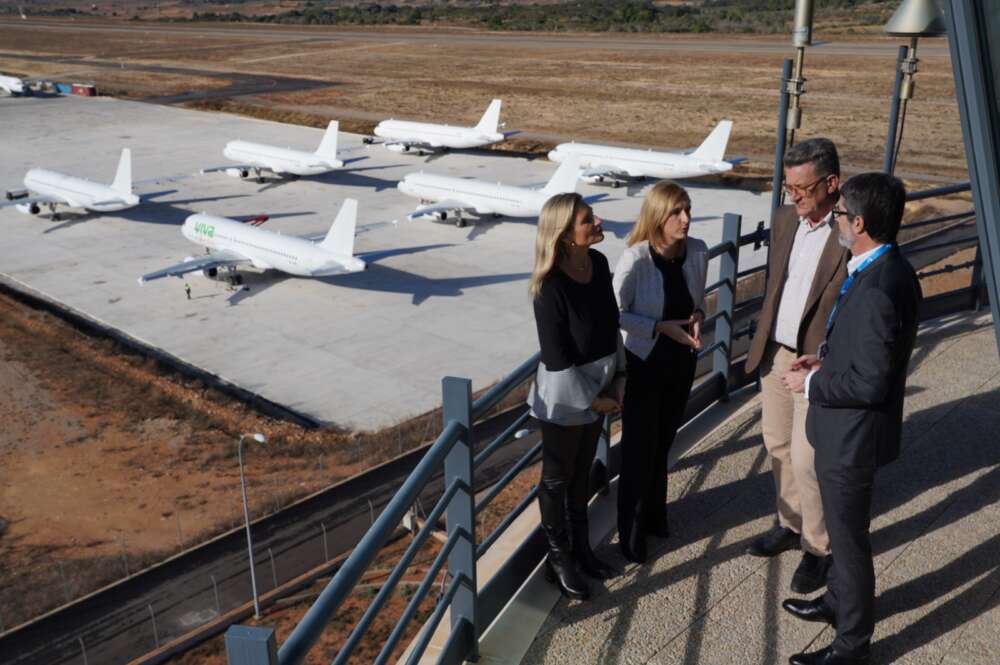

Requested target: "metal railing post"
[
  {"left": 441, "top": 376, "right": 479, "bottom": 661},
  {"left": 226, "top": 626, "right": 278, "bottom": 665},
  {"left": 883, "top": 45, "right": 908, "bottom": 174},
  {"left": 713, "top": 214, "right": 741, "bottom": 400}
]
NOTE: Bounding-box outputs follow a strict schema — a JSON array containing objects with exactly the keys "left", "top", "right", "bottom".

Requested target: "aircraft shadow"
[
  {"left": 40, "top": 194, "right": 253, "bottom": 233},
  {"left": 252, "top": 164, "right": 406, "bottom": 194},
  {"left": 218, "top": 243, "right": 487, "bottom": 307}
]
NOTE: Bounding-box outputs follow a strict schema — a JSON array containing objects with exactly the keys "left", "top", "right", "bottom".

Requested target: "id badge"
[{"left": 817, "top": 341, "right": 829, "bottom": 361}]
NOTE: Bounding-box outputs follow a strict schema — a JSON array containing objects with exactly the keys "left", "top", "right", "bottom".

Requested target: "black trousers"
[
  {"left": 538, "top": 418, "right": 603, "bottom": 537},
  {"left": 818, "top": 461, "right": 876, "bottom": 656},
  {"left": 618, "top": 344, "right": 696, "bottom": 546}
]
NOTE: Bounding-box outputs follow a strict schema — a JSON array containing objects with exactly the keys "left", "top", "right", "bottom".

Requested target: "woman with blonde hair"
[
  {"left": 613, "top": 181, "right": 709, "bottom": 563},
  {"left": 528, "top": 192, "right": 624, "bottom": 600}
]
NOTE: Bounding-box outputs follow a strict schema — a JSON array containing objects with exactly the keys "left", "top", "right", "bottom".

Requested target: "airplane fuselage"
[
  {"left": 23, "top": 168, "right": 139, "bottom": 211},
  {"left": 0, "top": 74, "right": 25, "bottom": 95},
  {"left": 182, "top": 214, "right": 364, "bottom": 277},
  {"left": 374, "top": 120, "right": 503, "bottom": 150},
  {"left": 548, "top": 143, "right": 733, "bottom": 180},
  {"left": 223, "top": 141, "right": 342, "bottom": 176},
  {"left": 397, "top": 173, "right": 548, "bottom": 218}
]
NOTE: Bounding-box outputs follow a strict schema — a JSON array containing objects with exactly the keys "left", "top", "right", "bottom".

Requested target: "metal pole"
[
  {"left": 883, "top": 45, "right": 907, "bottom": 173},
  {"left": 771, "top": 59, "right": 794, "bottom": 220},
  {"left": 367, "top": 499, "right": 375, "bottom": 525},
  {"left": 239, "top": 435, "right": 262, "bottom": 620},
  {"left": 441, "top": 376, "right": 479, "bottom": 660},
  {"left": 78, "top": 636, "right": 88, "bottom": 665},
  {"left": 786, "top": 47, "right": 806, "bottom": 150},
  {"left": 321, "top": 522, "right": 330, "bottom": 561},
  {"left": 713, "top": 214, "right": 742, "bottom": 400},
  {"left": 211, "top": 574, "right": 221, "bottom": 615},
  {"left": 269, "top": 547, "right": 278, "bottom": 589},
  {"left": 148, "top": 603, "right": 159, "bottom": 648}
]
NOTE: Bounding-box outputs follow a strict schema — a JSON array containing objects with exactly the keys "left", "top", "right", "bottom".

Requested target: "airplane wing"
[
  {"left": 408, "top": 200, "right": 481, "bottom": 221},
  {"left": 199, "top": 164, "right": 266, "bottom": 175},
  {"left": 388, "top": 139, "right": 441, "bottom": 150},
  {"left": 0, "top": 194, "right": 65, "bottom": 208},
  {"left": 138, "top": 250, "right": 250, "bottom": 285}
]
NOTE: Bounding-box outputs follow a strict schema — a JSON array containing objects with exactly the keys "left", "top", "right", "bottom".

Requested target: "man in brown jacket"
[{"left": 745, "top": 138, "right": 850, "bottom": 594}]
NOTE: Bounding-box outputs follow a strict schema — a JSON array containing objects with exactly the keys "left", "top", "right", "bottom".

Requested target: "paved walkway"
[{"left": 519, "top": 311, "right": 1000, "bottom": 665}]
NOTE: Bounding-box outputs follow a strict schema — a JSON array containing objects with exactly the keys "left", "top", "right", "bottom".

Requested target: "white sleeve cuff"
[{"left": 804, "top": 368, "right": 819, "bottom": 401}]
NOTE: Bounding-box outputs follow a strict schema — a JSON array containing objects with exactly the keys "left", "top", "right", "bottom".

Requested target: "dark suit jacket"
[
  {"left": 806, "top": 246, "right": 922, "bottom": 469},
  {"left": 745, "top": 205, "right": 850, "bottom": 373}
]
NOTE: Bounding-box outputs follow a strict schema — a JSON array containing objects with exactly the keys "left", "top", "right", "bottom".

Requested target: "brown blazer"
[{"left": 745, "top": 205, "right": 850, "bottom": 374}]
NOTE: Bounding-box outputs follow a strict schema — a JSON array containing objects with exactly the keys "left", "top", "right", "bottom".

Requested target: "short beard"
[{"left": 838, "top": 229, "right": 855, "bottom": 250}]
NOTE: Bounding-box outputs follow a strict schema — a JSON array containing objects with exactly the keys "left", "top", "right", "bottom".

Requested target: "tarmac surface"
[
  {"left": 0, "top": 94, "right": 770, "bottom": 428},
  {"left": 504, "top": 310, "right": 1000, "bottom": 665}
]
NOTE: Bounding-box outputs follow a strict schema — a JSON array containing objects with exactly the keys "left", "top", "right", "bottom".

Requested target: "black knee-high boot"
[
  {"left": 538, "top": 477, "right": 589, "bottom": 600},
  {"left": 569, "top": 511, "right": 616, "bottom": 580}
]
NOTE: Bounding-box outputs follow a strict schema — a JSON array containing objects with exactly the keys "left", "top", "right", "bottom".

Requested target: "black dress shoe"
[
  {"left": 781, "top": 597, "right": 836, "bottom": 626},
  {"left": 791, "top": 552, "right": 832, "bottom": 594},
  {"left": 746, "top": 526, "right": 800, "bottom": 557},
  {"left": 789, "top": 645, "right": 870, "bottom": 665}
]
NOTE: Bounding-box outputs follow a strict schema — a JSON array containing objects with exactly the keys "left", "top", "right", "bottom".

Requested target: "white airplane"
[
  {"left": 139, "top": 199, "right": 366, "bottom": 284},
  {"left": 2, "top": 148, "right": 140, "bottom": 219},
  {"left": 0, "top": 74, "right": 27, "bottom": 96},
  {"left": 201, "top": 121, "right": 345, "bottom": 182},
  {"left": 366, "top": 99, "right": 507, "bottom": 155},
  {"left": 397, "top": 157, "right": 581, "bottom": 227},
  {"left": 547, "top": 120, "right": 745, "bottom": 187}
]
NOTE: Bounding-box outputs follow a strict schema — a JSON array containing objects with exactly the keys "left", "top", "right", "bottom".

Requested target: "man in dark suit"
[{"left": 781, "top": 172, "right": 922, "bottom": 665}]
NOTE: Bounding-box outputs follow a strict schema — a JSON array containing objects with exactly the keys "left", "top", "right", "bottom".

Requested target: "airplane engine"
[
  {"left": 224, "top": 168, "right": 250, "bottom": 179},
  {"left": 385, "top": 144, "right": 408, "bottom": 154},
  {"left": 433, "top": 211, "right": 448, "bottom": 221},
  {"left": 15, "top": 203, "right": 40, "bottom": 215},
  {"left": 203, "top": 267, "right": 219, "bottom": 278},
  {"left": 5, "top": 188, "right": 27, "bottom": 201}
]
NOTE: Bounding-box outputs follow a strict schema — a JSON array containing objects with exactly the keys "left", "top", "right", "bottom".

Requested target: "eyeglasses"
[
  {"left": 831, "top": 208, "right": 855, "bottom": 219},
  {"left": 783, "top": 176, "right": 828, "bottom": 197}
]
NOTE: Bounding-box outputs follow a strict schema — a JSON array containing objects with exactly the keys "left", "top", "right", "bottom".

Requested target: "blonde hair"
[
  {"left": 627, "top": 181, "right": 691, "bottom": 247},
  {"left": 530, "top": 192, "right": 584, "bottom": 298}
]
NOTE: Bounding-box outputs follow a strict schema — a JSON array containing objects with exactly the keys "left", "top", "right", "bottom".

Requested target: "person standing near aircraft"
[
  {"left": 528, "top": 192, "right": 624, "bottom": 600},
  {"left": 184, "top": 283, "right": 191, "bottom": 300},
  {"left": 612, "top": 182, "right": 709, "bottom": 564},
  {"left": 781, "top": 173, "right": 921, "bottom": 665},
  {"left": 744, "top": 138, "right": 850, "bottom": 594}
]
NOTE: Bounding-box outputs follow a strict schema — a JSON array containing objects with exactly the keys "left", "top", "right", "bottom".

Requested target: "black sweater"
[{"left": 533, "top": 250, "right": 620, "bottom": 372}]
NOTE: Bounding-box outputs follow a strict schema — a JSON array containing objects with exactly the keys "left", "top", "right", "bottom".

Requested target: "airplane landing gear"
[{"left": 456, "top": 212, "right": 466, "bottom": 228}]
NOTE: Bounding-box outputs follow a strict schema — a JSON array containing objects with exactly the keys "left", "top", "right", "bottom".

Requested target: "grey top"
[{"left": 612, "top": 238, "right": 710, "bottom": 360}]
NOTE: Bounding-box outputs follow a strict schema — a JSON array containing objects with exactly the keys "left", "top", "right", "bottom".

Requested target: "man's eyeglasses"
[
  {"left": 831, "top": 208, "right": 855, "bottom": 219},
  {"left": 783, "top": 176, "right": 828, "bottom": 197}
]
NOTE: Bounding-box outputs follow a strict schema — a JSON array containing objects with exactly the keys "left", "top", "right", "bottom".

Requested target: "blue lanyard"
[{"left": 826, "top": 243, "right": 894, "bottom": 334}]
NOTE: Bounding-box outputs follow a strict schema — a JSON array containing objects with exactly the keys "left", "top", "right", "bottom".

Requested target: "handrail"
[
  {"left": 277, "top": 419, "right": 466, "bottom": 665},
  {"left": 475, "top": 440, "right": 544, "bottom": 516},
  {"left": 401, "top": 573, "right": 474, "bottom": 665},
  {"left": 471, "top": 353, "right": 539, "bottom": 421},
  {"left": 332, "top": 478, "right": 469, "bottom": 665},
  {"left": 473, "top": 410, "right": 532, "bottom": 469},
  {"left": 477, "top": 485, "right": 540, "bottom": 559},
  {"left": 906, "top": 181, "right": 971, "bottom": 201}
]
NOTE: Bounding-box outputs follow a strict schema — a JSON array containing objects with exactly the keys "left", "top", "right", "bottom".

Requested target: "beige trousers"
[{"left": 760, "top": 342, "right": 830, "bottom": 556}]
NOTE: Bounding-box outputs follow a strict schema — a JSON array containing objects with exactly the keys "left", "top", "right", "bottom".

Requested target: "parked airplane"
[
  {"left": 365, "top": 99, "right": 507, "bottom": 155},
  {"left": 0, "top": 74, "right": 27, "bottom": 96},
  {"left": 397, "top": 157, "right": 582, "bottom": 227},
  {"left": 548, "top": 120, "right": 745, "bottom": 187},
  {"left": 2, "top": 148, "right": 140, "bottom": 219},
  {"left": 202, "top": 120, "right": 346, "bottom": 182},
  {"left": 139, "top": 199, "right": 366, "bottom": 284}
]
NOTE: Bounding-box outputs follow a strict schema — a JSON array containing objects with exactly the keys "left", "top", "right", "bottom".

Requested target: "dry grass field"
[{"left": 0, "top": 20, "right": 967, "bottom": 181}]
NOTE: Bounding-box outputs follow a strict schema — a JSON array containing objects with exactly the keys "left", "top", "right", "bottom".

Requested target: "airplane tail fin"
[
  {"left": 315, "top": 121, "right": 340, "bottom": 161},
  {"left": 690, "top": 120, "right": 733, "bottom": 162},
  {"left": 474, "top": 99, "right": 503, "bottom": 135},
  {"left": 111, "top": 148, "right": 133, "bottom": 195},
  {"left": 320, "top": 198, "right": 358, "bottom": 256},
  {"left": 541, "top": 155, "right": 582, "bottom": 197}
]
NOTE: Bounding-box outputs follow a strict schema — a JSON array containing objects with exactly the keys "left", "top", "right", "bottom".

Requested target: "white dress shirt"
[
  {"left": 772, "top": 211, "right": 833, "bottom": 349},
  {"left": 804, "top": 243, "right": 887, "bottom": 400}
]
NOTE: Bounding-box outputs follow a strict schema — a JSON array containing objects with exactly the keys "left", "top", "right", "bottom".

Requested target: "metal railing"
[{"left": 224, "top": 182, "right": 985, "bottom": 665}]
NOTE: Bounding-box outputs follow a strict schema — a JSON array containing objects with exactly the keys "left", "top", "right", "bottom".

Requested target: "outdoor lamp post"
[
  {"left": 238, "top": 432, "right": 268, "bottom": 620},
  {"left": 883, "top": 0, "right": 947, "bottom": 173}
]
